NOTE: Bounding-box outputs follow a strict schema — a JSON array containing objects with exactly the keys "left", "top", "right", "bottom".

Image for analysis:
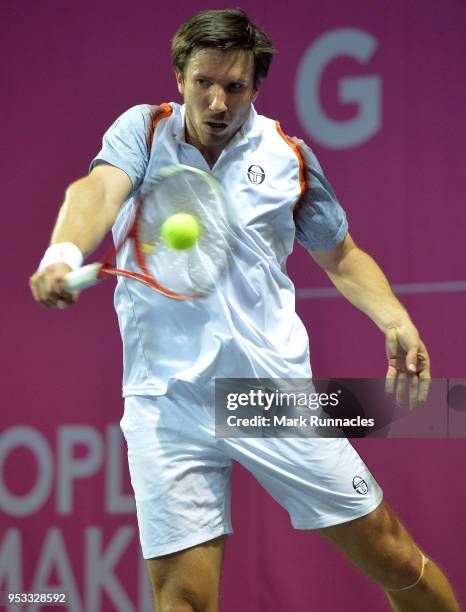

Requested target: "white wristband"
[{"left": 38, "top": 242, "right": 84, "bottom": 271}]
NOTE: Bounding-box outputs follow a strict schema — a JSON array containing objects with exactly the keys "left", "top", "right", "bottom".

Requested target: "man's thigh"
[
  {"left": 317, "top": 498, "right": 425, "bottom": 590},
  {"left": 121, "top": 395, "right": 233, "bottom": 559},
  {"left": 222, "top": 436, "right": 383, "bottom": 529},
  {"left": 146, "top": 535, "right": 227, "bottom": 612}
]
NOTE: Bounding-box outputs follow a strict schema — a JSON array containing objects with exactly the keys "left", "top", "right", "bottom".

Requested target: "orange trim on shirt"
[
  {"left": 275, "top": 121, "right": 307, "bottom": 214},
  {"left": 147, "top": 103, "right": 173, "bottom": 151}
]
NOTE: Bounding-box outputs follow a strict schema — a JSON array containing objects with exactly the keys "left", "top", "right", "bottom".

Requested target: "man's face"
[{"left": 176, "top": 48, "right": 258, "bottom": 164}]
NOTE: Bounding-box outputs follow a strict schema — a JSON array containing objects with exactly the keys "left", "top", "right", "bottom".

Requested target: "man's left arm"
[{"left": 309, "top": 232, "right": 431, "bottom": 397}]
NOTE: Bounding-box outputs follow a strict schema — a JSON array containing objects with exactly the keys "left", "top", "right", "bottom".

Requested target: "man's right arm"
[{"left": 29, "top": 163, "right": 132, "bottom": 308}]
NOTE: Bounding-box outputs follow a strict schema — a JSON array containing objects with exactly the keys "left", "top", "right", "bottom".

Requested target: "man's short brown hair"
[{"left": 172, "top": 9, "right": 276, "bottom": 90}]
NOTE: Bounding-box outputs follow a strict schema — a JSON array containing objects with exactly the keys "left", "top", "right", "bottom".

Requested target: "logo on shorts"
[
  {"left": 247, "top": 165, "right": 265, "bottom": 184},
  {"left": 352, "top": 475, "right": 368, "bottom": 495}
]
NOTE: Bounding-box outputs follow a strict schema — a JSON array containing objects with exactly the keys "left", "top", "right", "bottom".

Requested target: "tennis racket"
[{"left": 65, "top": 164, "right": 233, "bottom": 300}]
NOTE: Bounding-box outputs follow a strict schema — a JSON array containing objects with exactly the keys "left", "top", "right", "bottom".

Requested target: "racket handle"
[{"left": 65, "top": 263, "right": 103, "bottom": 291}]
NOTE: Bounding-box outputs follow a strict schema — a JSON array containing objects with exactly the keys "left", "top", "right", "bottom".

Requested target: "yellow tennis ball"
[{"left": 161, "top": 213, "right": 201, "bottom": 250}]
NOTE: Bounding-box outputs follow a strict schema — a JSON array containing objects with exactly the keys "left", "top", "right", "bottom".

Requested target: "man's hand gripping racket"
[{"left": 64, "top": 164, "right": 233, "bottom": 301}]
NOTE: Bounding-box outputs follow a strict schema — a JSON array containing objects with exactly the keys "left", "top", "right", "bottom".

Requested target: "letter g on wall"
[{"left": 295, "top": 28, "right": 382, "bottom": 149}]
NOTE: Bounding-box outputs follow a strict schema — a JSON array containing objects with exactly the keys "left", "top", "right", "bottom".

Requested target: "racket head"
[{"left": 132, "top": 164, "right": 233, "bottom": 298}]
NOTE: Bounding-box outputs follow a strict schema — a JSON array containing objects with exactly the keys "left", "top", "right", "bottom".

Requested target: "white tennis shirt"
[{"left": 91, "top": 103, "right": 348, "bottom": 397}]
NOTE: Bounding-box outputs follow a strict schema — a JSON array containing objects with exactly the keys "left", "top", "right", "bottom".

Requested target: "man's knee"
[
  {"left": 380, "top": 543, "right": 428, "bottom": 591},
  {"left": 152, "top": 580, "right": 209, "bottom": 612},
  {"left": 367, "top": 507, "right": 427, "bottom": 590},
  {"left": 385, "top": 553, "right": 429, "bottom": 592},
  {"left": 149, "top": 566, "right": 218, "bottom": 612},
  {"left": 146, "top": 536, "right": 225, "bottom": 612},
  {"left": 318, "top": 500, "right": 428, "bottom": 591}
]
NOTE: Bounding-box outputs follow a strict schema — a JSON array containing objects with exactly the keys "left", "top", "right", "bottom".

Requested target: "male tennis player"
[{"left": 30, "top": 9, "right": 459, "bottom": 612}]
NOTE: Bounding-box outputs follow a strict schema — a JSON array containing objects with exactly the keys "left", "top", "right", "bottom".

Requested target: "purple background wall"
[{"left": 1, "top": 1, "right": 465, "bottom": 610}]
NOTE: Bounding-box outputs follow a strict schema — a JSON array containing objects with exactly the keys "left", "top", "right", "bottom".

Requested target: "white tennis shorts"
[{"left": 120, "top": 389, "right": 383, "bottom": 559}]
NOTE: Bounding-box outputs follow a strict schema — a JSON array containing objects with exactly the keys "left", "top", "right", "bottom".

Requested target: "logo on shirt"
[
  {"left": 247, "top": 165, "right": 265, "bottom": 185},
  {"left": 352, "top": 475, "right": 368, "bottom": 495}
]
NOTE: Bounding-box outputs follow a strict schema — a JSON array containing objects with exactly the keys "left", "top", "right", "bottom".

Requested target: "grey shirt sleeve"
[
  {"left": 294, "top": 139, "right": 348, "bottom": 251},
  {"left": 90, "top": 104, "right": 157, "bottom": 193}
]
